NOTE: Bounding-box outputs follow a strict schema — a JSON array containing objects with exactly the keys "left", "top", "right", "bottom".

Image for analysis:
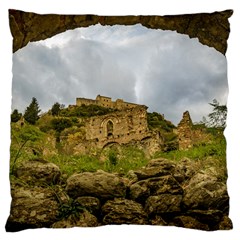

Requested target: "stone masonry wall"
[
  {"left": 76, "top": 95, "right": 142, "bottom": 110},
  {"left": 177, "top": 111, "right": 193, "bottom": 150},
  {"left": 85, "top": 105, "right": 149, "bottom": 147}
]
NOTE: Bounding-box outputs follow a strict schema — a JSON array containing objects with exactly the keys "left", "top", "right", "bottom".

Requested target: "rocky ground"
[{"left": 6, "top": 157, "right": 232, "bottom": 231}]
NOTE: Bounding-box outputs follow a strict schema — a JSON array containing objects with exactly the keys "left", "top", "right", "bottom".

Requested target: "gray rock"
[
  {"left": 102, "top": 198, "right": 148, "bottom": 225},
  {"left": 6, "top": 186, "right": 59, "bottom": 230},
  {"left": 129, "top": 175, "right": 183, "bottom": 202},
  {"left": 173, "top": 157, "right": 196, "bottom": 183},
  {"left": 170, "top": 216, "right": 210, "bottom": 231},
  {"left": 182, "top": 173, "right": 229, "bottom": 211},
  {"left": 218, "top": 215, "right": 233, "bottom": 230},
  {"left": 145, "top": 194, "right": 182, "bottom": 214},
  {"left": 66, "top": 170, "right": 127, "bottom": 200},
  {"left": 133, "top": 158, "right": 179, "bottom": 183},
  {"left": 15, "top": 159, "right": 61, "bottom": 184},
  {"left": 52, "top": 210, "right": 98, "bottom": 228},
  {"left": 186, "top": 209, "right": 223, "bottom": 226},
  {"left": 75, "top": 196, "right": 101, "bottom": 215}
]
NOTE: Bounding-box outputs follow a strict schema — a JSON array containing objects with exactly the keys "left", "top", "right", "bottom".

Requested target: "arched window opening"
[{"left": 107, "top": 120, "right": 114, "bottom": 137}]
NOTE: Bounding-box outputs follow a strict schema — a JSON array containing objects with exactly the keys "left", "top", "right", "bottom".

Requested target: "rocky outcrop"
[
  {"left": 6, "top": 186, "right": 59, "bottom": 231},
  {"left": 182, "top": 173, "right": 229, "bottom": 212},
  {"left": 52, "top": 210, "right": 98, "bottom": 228},
  {"left": 15, "top": 158, "right": 61, "bottom": 184},
  {"left": 9, "top": 10, "right": 232, "bottom": 54},
  {"left": 102, "top": 198, "right": 148, "bottom": 225},
  {"left": 66, "top": 170, "right": 127, "bottom": 200},
  {"left": 6, "top": 157, "right": 232, "bottom": 231}
]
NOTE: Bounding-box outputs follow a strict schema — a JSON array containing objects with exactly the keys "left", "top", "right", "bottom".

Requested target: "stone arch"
[
  {"left": 9, "top": 10, "right": 232, "bottom": 54},
  {"left": 102, "top": 141, "right": 120, "bottom": 150}
]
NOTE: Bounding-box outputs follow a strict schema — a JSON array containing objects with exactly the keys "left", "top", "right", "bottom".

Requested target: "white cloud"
[{"left": 12, "top": 24, "right": 227, "bottom": 125}]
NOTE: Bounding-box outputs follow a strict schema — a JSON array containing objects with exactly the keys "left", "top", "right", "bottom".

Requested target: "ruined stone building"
[
  {"left": 177, "top": 111, "right": 193, "bottom": 150},
  {"left": 76, "top": 95, "right": 142, "bottom": 110},
  {"left": 177, "top": 111, "right": 213, "bottom": 150},
  {"left": 86, "top": 105, "right": 151, "bottom": 146},
  {"left": 73, "top": 96, "right": 163, "bottom": 156}
]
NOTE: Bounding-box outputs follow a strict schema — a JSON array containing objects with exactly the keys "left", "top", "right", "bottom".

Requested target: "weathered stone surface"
[
  {"left": 177, "top": 111, "right": 193, "bottom": 150},
  {"left": 133, "top": 163, "right": 175, "bottom": 180},
  {"left": 146, "top": 157, "right": 176, "bottom": 169},
  {"left": 173, "top": 157, "right": 196, "bottom": 183},
  {"left": 52, "top": 210, "right": 99, "bottom": 228},
  {"left": 129, "top": 175, "right": 183, "bottom": 202},
  {"left": 75, "top": 196, "right": 101, "bottom": 215},
  {"left": 187, "top": 209, "right": 223, "bottom": 227},
  {"left": 150, "top": 215, "right": 167, "bottom": 226},
  {"left": 182, "top": 173, "right": 229, "bottom": 211},
  {"left": 102, "top": 198, "right": 148, "bottom": 225},
  {"left": 66, "top": 170, "right": 127, "bottom": 200},
  {"left": 6, "top": 186, "right": 59, "bottom": 231},
  {"left": 218, "top": 215, "right": 233, "bottom": 230},
  {"left": 9, "top": 10, "right": 232, "bottom": 54},
  {"left": 15, "top": 159, "right": 61, "bottom": 184},
  {"left": 170, "top": 216, "right": 209, "bottom": 231},
  {"left": 145, "top": 194, "right": 182, "bottom": 214}
]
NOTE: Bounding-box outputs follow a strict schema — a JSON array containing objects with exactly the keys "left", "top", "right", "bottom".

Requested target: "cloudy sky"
[{"left": 12, "top": 23, "right": 228, "bottom": 125}]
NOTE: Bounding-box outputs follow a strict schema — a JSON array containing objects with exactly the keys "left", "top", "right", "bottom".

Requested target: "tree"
[
  {"left": 51, "top": 102, "right": 61, "bottom": 116},
  {"left": 23, "top": 97, "right": 41, "bottom": 124},
  {"left": 51, "top": 117, "right": 72, "bottom": 142},
  {"left": 11, "top": 109, "right": 22, "bottom": 122},
  {"left": 208, "top": 99, "right": 227, "bottom": 128}
]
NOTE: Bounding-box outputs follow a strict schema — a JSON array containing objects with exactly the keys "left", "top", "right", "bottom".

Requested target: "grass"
[{"left": 48, "top": 146, "right": 148, "bottom": 177}]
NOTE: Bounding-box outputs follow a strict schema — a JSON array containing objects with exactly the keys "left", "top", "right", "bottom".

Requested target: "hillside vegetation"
[{"left": 9, "top": 102, "right": 227, "bottom": 180}]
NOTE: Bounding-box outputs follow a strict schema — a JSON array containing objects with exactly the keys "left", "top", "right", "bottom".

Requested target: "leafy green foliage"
[
  {"left": 51, "top": 102, "right": 61, "bottom": 116},
  {"left": 10, "top": 124, "right": 45, "bottom": 173},
  {"left": 11, "top": 109, "right": 22, "bottom": 122},
  {"left": 60, "top": 104, "right": 117, "bottom": 118},
  {"left": 23, "top": 97, "right": 41, "bottom": 124},
  {"left": 51, "top": 117, "right": 73, "bottom": 143},
  {"left": 147, "top": 112, "right": 177, "bottom": 152},
  {"left": 58, "top": 198, "right": 85, "bottom": 220},
  {"left": 51, "top": 118, "right": 73, "bottom": 133},
  {"left": 108, "top": 150, "right": 118, "bottom": 166},
  {"left": 208, "top": 99, "right": 227, "bottom": 128},
  {"left": 147, "top": 112, "right": 175, "bottom": 131}
]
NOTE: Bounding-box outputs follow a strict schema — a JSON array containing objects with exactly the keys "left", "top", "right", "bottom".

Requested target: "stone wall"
[
  {"left": 177, "top": 111, "right": 193, "bottom": 150},
  {"left": 177, "top": 111, "right": 214, "bottom": 150},
  {"left": 76, "top": 95, "right": 141, "bottom": 110},
  {"left": 85, "top": 105, "right": 150, "bottom": 147},
  {"left": 6, "top": 158, "right": 232, "bottom": 231}
]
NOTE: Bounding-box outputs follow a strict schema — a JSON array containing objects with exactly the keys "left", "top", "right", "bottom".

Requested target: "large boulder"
[
  {"left": 52, "top": 210, "right": 98, "bottom": 228},
  {"left": 170, "top": 216, "right": 210, "bottom": 231},
  {"left": 66, "top": 170, "right": 127, "bottom": 200},
  {"left": 102, "top": 198, "right": 148, "bottom": 225},
  {"left": 74, "top": 196, "right": 101, "bottom": 216},
  {"left": 15, "top": 159, "right": 61, "bottom": 184},
  {"left": 182, "top": 173, "right": 229, "bottom": 212},
  {"left": 145, "top": 194, "right": 182, "bottom": 215},
  {"left": 173, "top": 157, "right": 197, "bottom": 183},
  {"left": 132, "top": 158, "right": 176, "bottom": 181},
  {"left": 6, "top": 186, "right": 59, "bottom": 231},
  {"left": 129, "top": 175, "right": 183, "bottom": 202}
]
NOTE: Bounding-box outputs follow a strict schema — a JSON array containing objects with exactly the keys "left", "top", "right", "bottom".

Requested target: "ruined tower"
[{"left": 177, "top": 111, "right": 193, "bottom": 150}]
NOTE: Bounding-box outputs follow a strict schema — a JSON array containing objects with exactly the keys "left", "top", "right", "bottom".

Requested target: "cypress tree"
[{"left": 23, "top": 97, "right": 41, "bottom": 124}]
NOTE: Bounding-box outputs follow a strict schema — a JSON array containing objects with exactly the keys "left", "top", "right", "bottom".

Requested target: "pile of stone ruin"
[{"left": 6, "top": 158, "right": 232, "bottom": 231}]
